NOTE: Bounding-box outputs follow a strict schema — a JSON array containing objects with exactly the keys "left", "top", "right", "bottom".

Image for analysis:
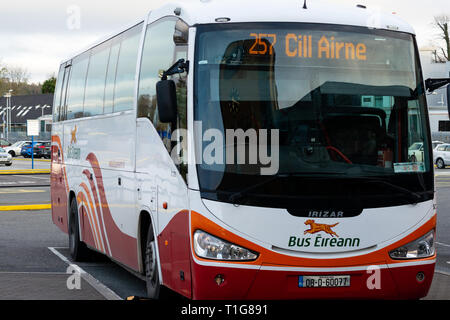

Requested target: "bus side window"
[
  {"left": 84, "top": 41, "right": 110, "bottom": 117},
  {"left": 104, "top": 39, "right": 121, "bottom": 114},
  {"left": 138, "top": 18, "right": 188, "bottom": 141},
  {"left": 66, "top": 52, "right": 90, "bottom": 120},
  {"left": 138, "top": 17, "right": 188, "bottom": 180},
  {"left": 53, "top": 65, "right": 65, "bottom": 122},
  {"left": 114, "top": 23, "right": 143, "bottom": 113}
]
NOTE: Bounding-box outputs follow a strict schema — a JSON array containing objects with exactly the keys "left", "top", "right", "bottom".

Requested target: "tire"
[
  {"left": 410, "top": 155, "right": 417, "bottom": 163},
  {"left": 68, "top": 198, "right": 90, "bottom": 261},
  {"left": 144, "top": 224, "right": 165, "bottom": 299},
  {"left": 8, "top": 151, "right": 15, "bottom": 157},
  {"left": 437, "top": 158, "right": 445, "bottom": 169},
  {"left": 5, "top": 163, "right": 12, "bottom": 167}
]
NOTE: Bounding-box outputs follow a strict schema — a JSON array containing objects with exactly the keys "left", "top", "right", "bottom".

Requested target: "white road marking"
[
  {"left": 0, "top": 272, "right": 67, "bottom": 275},
  {"left": 48, "top": 247, "right": 122, "bottom": 300},
  {"left": 436, "top": 269, "right": 450, "bottom": 276},
  {"left": 12, "top": 175, "right": 50, "bottom": 180},
  {"left": 437, "top": 242, "right": 450, "bottom": 248},
  {"left": 0, "top": 181, "right": 36, "bottom": 185}
]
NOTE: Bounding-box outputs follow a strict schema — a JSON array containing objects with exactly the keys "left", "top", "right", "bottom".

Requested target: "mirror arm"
[
  {"left": 161, "top": 59, "right": 189, "bottom": 80},
  {"left": 425, "top": 78, "right": 450, "bottom": 93}
]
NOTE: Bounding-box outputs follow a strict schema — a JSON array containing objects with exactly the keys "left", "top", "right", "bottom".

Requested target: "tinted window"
[
  {"left": 138, "top": 18, "right": 187, "bottom": 129},
  {"left": 53, "top": 66, "right": 64, "bottom": 122},
  {"left": 84, "top": 42, "right": 110, "bottom": 117},
  {"left": 67, "top": 53, "right": 89, "bottom": 120},
  {"left": 104, "top": 40, "right": 120, "bottom": 114},
  {"left": 59, "top": 65, "right": 71, "bottom": 121},
  {"left": 138, "top": 18, "right": 188, "bottom": 180},
  {"left": 114, "top": 24, "right": 142, "bottom": 112}
]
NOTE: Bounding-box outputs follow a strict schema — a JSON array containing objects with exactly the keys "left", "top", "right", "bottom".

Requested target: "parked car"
[
  {"left": 0, "top": 139, "right": 11, "bottom": 148},
  {"left": 434, "top": 143, "right": 450, "bottom": 169},
  {"left": 0, "top": 148, "right": 13, "bottom": 166},
  {"left": 34, "top": 141, "right": 51, "bottom": 159},
  {"left": 20, "top": 141, "right": 42, "bottom": 158},
  {"left": 432, "top": 140, "right": 445, "bottom": 150},
  {"left": 408, "top": 142, "right": 424, "bottom": 163},
  {"left": 4, "top": 141, "right": 31, "bottom": 157}
]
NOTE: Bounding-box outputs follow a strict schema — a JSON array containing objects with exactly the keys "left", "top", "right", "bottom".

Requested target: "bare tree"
[
  {"left": 0, "top": 59, "right": 7, "bottom": 81},
  {"left": 433, "top": 15, "right": 450, "bottom": 62},
  {"left": 7, "top": 66, "right": 30, "bottom": 85},
  {"left": 0, "top": 63, "right": 41, "bottom": 96}
]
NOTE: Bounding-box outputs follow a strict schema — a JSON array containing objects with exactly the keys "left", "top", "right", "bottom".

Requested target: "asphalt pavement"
[
  {"left": 434, "top": 170, "right": 450, "bottom": 276},
  {"left": 0, "top": 157, "right": 51, "bottom": 171}
]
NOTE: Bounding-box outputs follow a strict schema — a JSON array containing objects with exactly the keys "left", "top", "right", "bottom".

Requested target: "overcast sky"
[{"left": 0, "top": 0, "right": 448, "bottom": 84}]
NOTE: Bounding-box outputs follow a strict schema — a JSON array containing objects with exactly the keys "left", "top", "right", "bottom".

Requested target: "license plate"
[{"left": 299, "top": 275, "right": 350, "bottom": 288}]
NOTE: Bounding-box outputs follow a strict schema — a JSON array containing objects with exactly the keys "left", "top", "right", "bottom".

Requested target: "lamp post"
[
  {"left": 8, "top": 90, "right": 12, "bottom": 139},
  {"left": 3, "top": 90, "right": 12, "bottom": 141}
]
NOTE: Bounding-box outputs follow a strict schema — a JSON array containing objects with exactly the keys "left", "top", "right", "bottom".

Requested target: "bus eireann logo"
[
  {"left": 304, "top": 220, "right": 339, "bottom": 238},
  {"left": 71, "top": 126, "right": 77, "bottom": 144}
]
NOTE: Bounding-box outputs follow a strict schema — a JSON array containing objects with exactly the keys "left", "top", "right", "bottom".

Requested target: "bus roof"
[
  {"left": 61, "top": 0, "right": 415, "bottom": 64},
  {"left": 154, "top": 0, "right": 415, "bottom": 33}
]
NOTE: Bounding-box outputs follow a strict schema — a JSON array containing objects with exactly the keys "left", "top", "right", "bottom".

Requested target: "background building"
[{"left": 0, "top": 93, "right": 53, "bottom": 143}]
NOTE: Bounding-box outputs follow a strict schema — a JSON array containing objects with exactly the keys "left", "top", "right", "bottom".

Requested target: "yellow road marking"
[
  {"left": 0, "top": 169, "right": 50, "bottom": 175},
  {"left": 0, "top": 204, "right": 51, "bottom": 211},
  {"left": 0, "top": 189, "right": 46, "bottom": 194}
]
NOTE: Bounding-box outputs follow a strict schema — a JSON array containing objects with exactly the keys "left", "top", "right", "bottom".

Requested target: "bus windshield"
[{"left": 194, "top": 23, "right": 433, "bottom": 209}]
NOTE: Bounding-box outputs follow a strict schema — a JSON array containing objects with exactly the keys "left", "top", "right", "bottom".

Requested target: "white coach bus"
[{"left": 51, "top": 0, "right": 448, "bottom": 299}]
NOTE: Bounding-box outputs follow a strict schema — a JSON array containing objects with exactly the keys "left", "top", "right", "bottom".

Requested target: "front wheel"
[
  {"left": 68, "top": 198, "right": 90, "bottom": 261},
  {"left": 144, "top": 224, "right": 165, "bottom": 299}
]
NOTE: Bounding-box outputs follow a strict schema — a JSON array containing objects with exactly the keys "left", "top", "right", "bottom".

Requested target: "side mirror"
[{"left": 156, "top": 80, "right": 178, "bottom": 123}]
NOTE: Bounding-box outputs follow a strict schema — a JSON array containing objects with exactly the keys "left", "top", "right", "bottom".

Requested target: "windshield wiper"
[
  {"left": 361, "top": 179, "right": 422, "bottom": 203},
  {"left": 228, "top": 174, "right": 288, "bottom": 204},
  {"left": 228, "top": 171, "right": 345, "bottom": 204}
]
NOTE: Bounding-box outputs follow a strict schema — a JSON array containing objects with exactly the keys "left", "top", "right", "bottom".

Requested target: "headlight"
[
  {"left": 193, "top": 230, "right": 258, "bottom": 261},
  {"left": 389, "top": 230, "right": 435, "bottom": 260}
]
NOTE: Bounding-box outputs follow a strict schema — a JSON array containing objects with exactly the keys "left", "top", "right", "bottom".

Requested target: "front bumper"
[{"left": 191, "top": 260, "right": 435, "bottom": 300}]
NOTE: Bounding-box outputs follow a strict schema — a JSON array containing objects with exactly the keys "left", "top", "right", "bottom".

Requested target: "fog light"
[
  {"left": 416, "top": 272, "right": 425, "bottom": 282},
  {"left": 215, "top": 274, "right": 225, "bottom": 286}
]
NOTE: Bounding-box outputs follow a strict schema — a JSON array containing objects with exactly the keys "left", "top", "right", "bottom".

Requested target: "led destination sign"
[{"left": 249, "top": 33, "right": 367, "bottom": 61}]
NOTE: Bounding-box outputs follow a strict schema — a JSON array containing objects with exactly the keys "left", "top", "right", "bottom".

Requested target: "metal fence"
[
  {"left": 431, "top": 132, "right": 450, "bottom": 143},
  {"left": 3, "top": 132, "right": 51, "bottom": 144}
]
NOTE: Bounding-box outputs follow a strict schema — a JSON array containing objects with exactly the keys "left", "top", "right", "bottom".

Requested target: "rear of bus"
[{"left": 187, "top": 9, "right": 436, "bottom": 299}]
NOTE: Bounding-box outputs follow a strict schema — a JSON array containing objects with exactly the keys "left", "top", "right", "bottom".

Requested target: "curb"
[
  {"left": 0, "top": 204, "right": 51, "bottom": 211},
  {"left": 0, "top": 169, "right": 50, "bottom": 175}
]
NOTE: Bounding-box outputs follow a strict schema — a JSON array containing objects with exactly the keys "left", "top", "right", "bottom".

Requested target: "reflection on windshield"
[{"left": 194, "top": 23, "right": 433, "bottom": 208}]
